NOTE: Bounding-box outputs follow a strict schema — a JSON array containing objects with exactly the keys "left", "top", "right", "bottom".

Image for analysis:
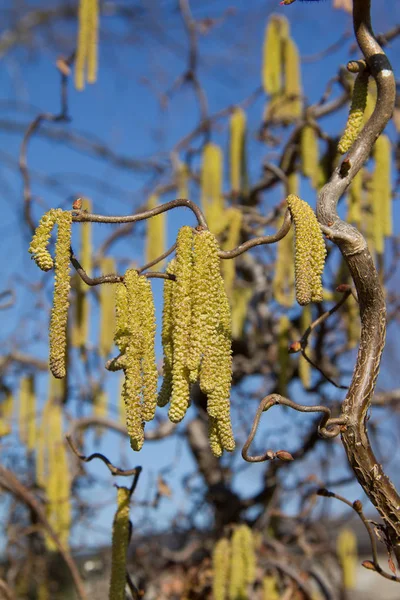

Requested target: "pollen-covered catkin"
[
  {"left": 212, "top": 538, "right": 231, "bottom": 600},
  {"left": 208, "top": 417, "right": 223, "bottom": 458},
  {"left": 286, "top": 194, "right": 326, "bottom": 305},
  {"left": 123, "top": 269, "right": 145, "bottom": 451},
  {"left": 273, "top": 225, "right": 294, "bottom": 307},
  {"left": 145, "top": 194, "right": 166, "bottom": 267},
  {"left": 282, "top": 36, "right": 302, "bottom": 119},
  {"left": 49, "top": 211, "right": 72, "bottom": 379},
  {"left": 374, "top": 134, "right": 392, "bottom": 239},
  {"left": 277, "top": 315, "right": 290, "bottom": 397},
  {"left": 262, "top": 17, "right": 282, "bottom": 95},
  {"left": 109, "top": 486, "right": 131, "bottom": 600},
  {"left": 138, "top": 275, "right": 158, "bottom": 422},
  {"left": 230, "top": 108, "right": 247, "bottom": 194},
  {"left": 301, "top": 125, "right": 319, "bottom": 189},
  {"left": 337, "top": 529, "right": 357, "bottom": 590},
  {"left": 158, "top": 260, "right": 175, "bottom": 408},
  {"left": 200, "top": 143, "right": 224, "bottom": 229},
  {"left": 262, "top": 575, "right": 279, "bottom": 600},
  {"left": 99, "top": 257, "right": 116, "bottom": 357},
  {"left": 169, "top": 227, "right": 194, "bottom": 423},
  {"left": 75, "top": 0, "right": 99, "bottom": 90},
  {"left": 338, "top": 71, "right": 369, "bottom": 154},
  {"left": 29, "top": 209, "right": 61, "bottom": 271},
  {"left": 229, "top": 527, "right": 246, "bottom": 600}
]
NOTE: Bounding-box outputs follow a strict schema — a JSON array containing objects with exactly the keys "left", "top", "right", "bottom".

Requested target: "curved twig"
[
  {"left": 242, "top": 394, "right": 346, "bottom": 463},
  {"left": 317, "top": 489, "right": 400, "bottom": 583},
  {"left": 66, "top": 434, "right": 142, "bottom": 477}
]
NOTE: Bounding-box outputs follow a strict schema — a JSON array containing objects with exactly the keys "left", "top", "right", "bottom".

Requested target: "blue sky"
[{"left": 0, "top": 0, "right": 399, "bottom": 551}]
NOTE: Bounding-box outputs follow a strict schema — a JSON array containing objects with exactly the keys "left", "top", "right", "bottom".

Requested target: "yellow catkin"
[
  {"left": 301, "top": 125, "right": 319, "bottom": 189},
  {"left": 45, "top": 399, "right": 71, "bottom": 551},
  {"left": 262, "top": 16, "right": 283, "bottom": 96},
  {"left": 200, "top": 143, "right": 225, "bottom": 229},
  {"left": 221, "top": 208, "right": 243, "bottom": 299},
  {"left": 208, "top": 416, "right": 223, "bottom": 459},
  {"left": 363, "top": 78, "right": 376, "bottom": 124},
  {"left": 273, "top": 225, "right": 294, "bottom": 307},
  {"left": 71, "top": 276, "right": 89, "bottom": 349},
  {"left": 0, "top": 390, "right": 13, "bottom": 437},
  {"left": 281, "top": 36, "right": 302, "bottom": 120},
  {"left": 29, "top": 208, "right": 61, "bottom": 271},
  {"left": 262, "top": 575, "right": 279, "bottom": 600},
  {"left": 75, "top": 0, "right": 99, "bottom": 89},
  {"left": 145, "top": 194, "right": 166, "bottom": 267},
  {"left": 19, "top": 375, "right": 34, "bottom": 446},
  {"left": 138, "top": 275, "right": 158, "bottom": 422},
  {"left": 238, "top": 525, "right": 256, "bottom": 586},
  {"left": 230, "top": 108, "right": 247, "bottom": 194},
  {"left": 87, "top": 0, "right": 99, "bottom": 84},
  {"left": 337, "top": 529, "right": 357, "bottom": 590},
  {"left": 49, "top": 211, "right": 72, "bottom": 378},
  {"left": 212, "top": 538, "right": 231, "bottom": 600},
  {"left": 286, "top": 195, "right": 326, "bottom": 305},
  {"left": 94, "top": 389, "right": 108, "bottom": 418},
  {"left": 176, "top": 161, "right": 189, "bottom": 198},
  {"left": 231, "top": 286, "right": 252, "bottom": 339},
  {"left": 109, "top": 487, "right": 130, "bottom": 600},
  {"left": 347, "top": 169, "right": 363, "bottom": 227},
  {"left": 99, "top": 257, "right": 116, "bottom": 357},
  {"left": 374, "top": 134, "right": 392, "bottom": 239},
  {"left": 123, "top": 269, "right": 145, "bottom": 451},
  {"left": 277, "top": 315, "right": 290, "bottom": 397},
  {"left": 158, "top": 260, "right": 176, "bottom": 408},
  {"left": 338, "top": 71, "right": 369, "bottom": 154},
  {"left": 169, "top": 227, "right": 194, "bottom": 423},
  {"left": 346, "top": 294, "right": 360, "bottom": 349},
  {"left": 229, "top": 527, "right": 246, "bottom": 600},
  {"left": 299, "top": 305, "right": 311, "bottom": 389}
]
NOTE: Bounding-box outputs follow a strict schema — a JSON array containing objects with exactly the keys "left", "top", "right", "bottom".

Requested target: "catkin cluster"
[
  {"left": 262, "top": 15, "right": 302, "bottom": 122},
  {"left": 286, "top": 195, "right": 326, "bottom": 306},
  {"left": 338, "top": 71, "right": 369, "bottom": 154},
  {"left": 159, "top": 227, "right": 235, "bottom": 456},
  {"left": 109, "top": 486, "right": 131, "bottom": 600},
  {"left": 212, "top": 525, "right": 256, "bottom": 600},
  {"left": 109, "top": 270, "right": 158, "bottom": 451},
  {"left": 29, "top": 209, "right": 73, "bottom": 380},
  {"left": 75, "top": 0, "right": 99, "bottom": 90}
]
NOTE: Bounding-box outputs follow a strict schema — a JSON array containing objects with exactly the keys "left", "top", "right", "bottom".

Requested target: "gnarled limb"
[{"left": 316, "top": 0, "right": 400, "bottom": 565}]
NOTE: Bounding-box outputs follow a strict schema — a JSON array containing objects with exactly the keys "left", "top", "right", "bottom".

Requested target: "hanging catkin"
[
  {"left": 301, "top": 125, "right": 319, "bottom": 189},
  {"left": 0, "top": 390, "right": 13, "bottom": 437},
  {"left": 281, "top": 36, "right": 302, "bottom": 120},
  {"left": 212, "top": 538, "right": 231, "bottom": 600},
  {"left": 299, "top": 305, "right": 311, "bottom": 389},
  {"left": 200, "top": 143, "right": 225, "bottom": 229},
  {"left": 262, "top": 16, "right": 283, "bottom": 96},
  {"left": 109, "top": 487, "right": 130, "bottom": 600},
  {"left": 374, "top": 135, "right": 392, "bottom": 240},
  {"left": 229, "top": 108, "right": 247, "bottom": 194},
  {"left": 273, "top": 225, "right": 294, "bottom": 307},
  {"left": 49, "top": 211, "right": 72, "bottom": 378},
  {"left": 263, "top": 575, "right": 279, "bottom": 600},
  {"left": 99, "top": 257, "right": 116, "bottom": 357},
  {"left": 347, "top": 169, "right": 363, "bottom": 227},
  {"left": 338, "top": 71, "right": 369, "bottom": 154},
  {"left": 337, "top": 529, "right": 357, "bottom": 590},
  {"left": 231, "top": 286, "right": 252, "bottom": 339},
  {"left": 286, "top": 194, "right": 326, "bottom": 305},
  {"left": 145, "top": 194, "right": 166, "bottom": 267},
  {"left": 221, "top": 208, "right": 242, "bottom": 298},
  {"left": 277, "top": 315, "right": 290, "bottom": 396},
  {"left": 75, "top": 0, "right": 99, "bottom": 90},
  {"left": 19, "top": 375, "right": 35, "bottom": 447},
  {"left": 157, "top": 260, "right": 176, "bottom": 408},
  {"left": 169, "top": 227, "right": 193, "bottom": 423},
  {"left": 29, "top": 208, "right": 61, "bottom": 271}
]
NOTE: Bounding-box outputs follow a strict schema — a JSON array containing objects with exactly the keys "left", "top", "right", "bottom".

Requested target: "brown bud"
[
  {"left": 352, "top": 499, "right": 363, "bottom": 513},
  {"left": 340, "top": 158, "right": 351, "bottom": 177},
  {"left": 316, "top": 488, "right": 334, "bottom": 498},
  {"left": 56, "top": 57, "right": 71, "bottom": 76},
  {"left": 288, "top": 341, "right": 301, "bottom": 354},
  {"left": 73, "top": 198, "right": 82, "bottom": 210},
  {"left": 362, "top": 560, "right": 376, "bottom": 571},
  {"left": 336, "top": 283, "right": 351, "bottom": 293},
  {"left": 275, "top": 450, "right": 294, "bottom": 462}
]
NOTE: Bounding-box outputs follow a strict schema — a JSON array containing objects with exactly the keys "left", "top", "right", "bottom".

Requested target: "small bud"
[
  {"left": 352, "top": 499, "right": 363, "bottom": 513},
  {"left": 316, "top": 488, "right": 334, "bottom": 498},
  {"left": 288, "top": 340, "right": 301, "bottom": 354},
  {"left": 275, "top": 450, "right": 294, "bottom": 461},
  {"left": 336, "top": 283, "right": 351, "bottom": 293},
  {"left": 362, "top": 560, "right": 376, "bottom": 571},
  {"left": 73, "top": 198, "right": 83, "bottom": 210}
]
